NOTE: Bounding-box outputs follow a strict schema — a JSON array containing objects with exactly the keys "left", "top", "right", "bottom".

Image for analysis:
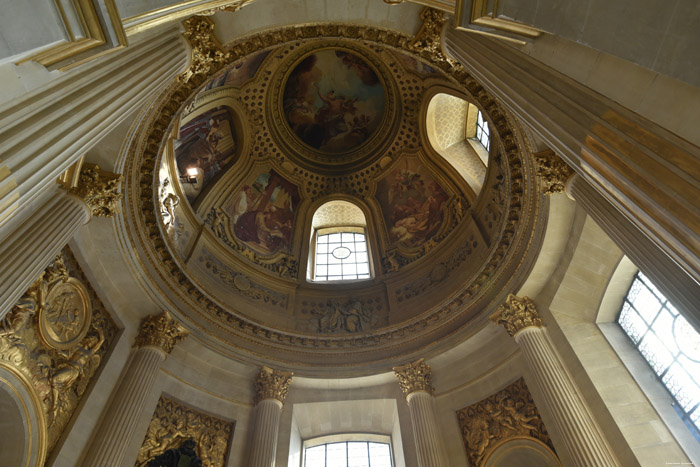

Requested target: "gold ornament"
[
  {"left": 180, "top": 16, "right": 231, "bottom": 84},
  {"left": 134, "top": 311, "right": 188, "bottom": 354},
  {"left": 136, "top": 395, "right": 233, "bottom": 467},
  {"left": 254, "top": 366, "right": 293, "bottom": 405},
  {"left": 393, "top": 358, "right": 433, "bottom": 398},
  {"left": 69, "top": 163, "right": 123, "bottom": 217},
  {"left": 0, "top": 248, "right": 117, "bottom": 454},
  {"left": 456, "top": 378, "right": 556, "bottom": 466},
  {"left": 491, "top": 294, "right": 543, "bottom": 337},
  {"left": 533, "top": 149, "right": 575, "bottom": 195}
]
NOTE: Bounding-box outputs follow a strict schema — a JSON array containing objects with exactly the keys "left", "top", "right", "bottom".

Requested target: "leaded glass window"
[
  {"left": 314, "top": 230, "right": 371, "bottom": 281},
  {"left": 618, "top": 271, "right": 700, "bottom": 438},
  {"left": 475, "top": 110, "right": 490, "bottom": 151},
  {"left": 303, "top": 441, "right": 392, "bottom": 467}
]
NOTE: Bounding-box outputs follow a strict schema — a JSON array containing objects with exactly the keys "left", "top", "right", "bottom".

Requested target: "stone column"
[
  {"left": 393, "top": 359, "right": 448, "bottom": 467},
  {"left": 82, "top": 311, "right": 188, "bottom": 467},
  {"left": 0, "top": 165, "right": 122, "bottom": 319},
  {"left": 0, "top": 26, "right": 188, "bottom": 230},
  {"left": 492, "top": 295, "right": 619, "bottom": 466},
  {"left": 248, "top": 366, "right": 293, "bottom": 467}
]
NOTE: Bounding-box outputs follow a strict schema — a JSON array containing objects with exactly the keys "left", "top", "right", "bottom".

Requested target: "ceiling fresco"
[
  {"left": 282, "top": 49, "right": 385, "bottom": 154},
  {"left": 122, "top": 14, "right": 546, "bottom": 372}
]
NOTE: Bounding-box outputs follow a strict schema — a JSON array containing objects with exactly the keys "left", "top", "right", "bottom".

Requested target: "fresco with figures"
[
  {"left": 377, "top": 159, "right": 450, "bottom": 249},
  {"left": 205, "top": 49, "right": 271, "bottom": 90},
  {"left": 227, "top": 169, "right": 301, "bottom": 255},
  {"left": 175, "top": 106, "right": 237, "bottom": 203},
  {"left": 283, "top": 49, "right": 385, "bottom": 153}
]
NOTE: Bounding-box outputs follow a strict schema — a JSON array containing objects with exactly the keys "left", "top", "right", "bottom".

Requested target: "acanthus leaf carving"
[
  {"left": 491, "top": 294, "right": 542, "bottom": 337},
  {"left": 69, "top": 163, "right": 123, "bottom": 217},
  {"left": 393, "top": 358, "right": 433, "bottom": 398}
]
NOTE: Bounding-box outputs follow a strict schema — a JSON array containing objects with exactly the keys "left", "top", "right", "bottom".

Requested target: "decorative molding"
[
  {"left": 134, "top": 311, "right": 188, "bottom": 354},
  {"left": 0, "top": 248, "right": 118, "bottom": 453},
  {"left": 122, "top": 11, "right": 541, "bottom": 357},
  {"left": 491, "top": 294, "right": 543, "bottom": 337},
  {"left": 393, "top": 358, "right": 434, "bottom": 397},
  {"left": 456, "top": 377, "right": 555, "bottom": 466},
  {"left": 68, "top": 164, "right": 123, "bottom": 217},
  {"left": 136, "top": 395, "right": 234, "bottom": 467},
  {"left": 533, "top": 149, "right": 576, "bottom": 195},
  {"left": 254, "top": 366, "right": 293, "bottom": 405}
]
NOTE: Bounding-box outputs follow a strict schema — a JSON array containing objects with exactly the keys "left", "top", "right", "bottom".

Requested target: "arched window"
[
  {"left": 474, "top": 110, "right": 490, "bottom": 151},
  {"left": 303, "top": 435, "right": 393, "bottom": 467},
  {"left": 618, "top": 270, "right": 700, "bottom": 439},
  {"left": 309, "top": 201, "right": 372, "bottom": 282}
]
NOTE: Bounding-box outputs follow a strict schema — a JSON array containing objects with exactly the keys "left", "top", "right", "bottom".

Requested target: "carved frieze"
[
  {"left": 393, "top": 358, "right": 433, "bottom": 397},
  {"left": 0, "top": 248, "right": 118, "bottom": 453},
  {"left": 136, "top": 395, "right": 234, "bottom": 467},
  {"left": 304, "top": 298, "right": 379, "bottom": 334},
  {"left": 134, "top": 311, "right": 188, "bottom": 354},
  {"left": 491, "top": 294, "right": 543, "bottom": 337},
  {"left": 254, "top": 366, "right": 293, "bottom": 405},
  {"left": 456, "top": 378, "right": 555, "bottom": 466}
]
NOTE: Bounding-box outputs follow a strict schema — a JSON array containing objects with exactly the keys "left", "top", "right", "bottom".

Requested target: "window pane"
[
  {"left": 347, "top": 442, "right": 369, "bottom": 467},
  {"left": 368, "top": 443, "right": 392, "bottom": 467},
  {"left": 618, "top": 271, "right": 700, "bottom": 439},
  {"left": 305, "top": 445, "right": 326, "bottom": 467},
  {"left": 328, "top": 233, "right": 341, "bottom": 243},
  {"left": 317, "top": 243, "right": 329, "bottom": 254},
  {"left": 326, "top": 442, "right": 347, "bottom": 467},
  {"left": 328, "top": 264, "right": 342, "bottom": 276}
]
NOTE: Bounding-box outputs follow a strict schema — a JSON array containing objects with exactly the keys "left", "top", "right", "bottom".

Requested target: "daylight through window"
[
  {"left": 618, "top": 271, "right": 700, "bottom": 438},
  {"left": 314, "top": 230, "right": 371, "bottom": 281},
  {"left": 475, "top": 110, "right": 490, "bottom": 151},
  {"left": 304, "top": 441, "right": 392, "bottom": 467}
]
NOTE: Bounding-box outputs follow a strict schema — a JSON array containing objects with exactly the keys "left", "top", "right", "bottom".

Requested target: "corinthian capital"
[
  {"left": 533, "top": 149, "right": 575, "bottom": 195},
  {"left": 69, "top": 164, "right": 123, "bottom": 217},
  {"left": 134, "top": 311, "right": 188, "bottom": 354},
  {"left": 254, "top": 366, "right": 293, "bottom": 405},
  {"left": 393, "top": 358, "right": 433, "bottom": 398},
  {"left": 491, "top": 294, "right": 543, "bottom": 337}
]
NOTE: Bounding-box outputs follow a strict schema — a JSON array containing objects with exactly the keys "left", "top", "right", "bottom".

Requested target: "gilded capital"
[
  {"left": 180, "top": 16, "right": 230, "bottom": 84},
  {"left": 533, "top": 149, "right": 575, "bottom": 195},
  {"left": 254, "top": 366, "right": 293, "bottom": 405},
  {"left": 393, "top": 358, "right": 434, "bottom": 398},
  {"left": 69, "top": 164, "right": 123, "bottom": 217},
  {"left": 134, "top": 311, "right": 188, "bottom": 354},
  {"left": 491, "top": 294, "right": 543, "bottom": 337}
]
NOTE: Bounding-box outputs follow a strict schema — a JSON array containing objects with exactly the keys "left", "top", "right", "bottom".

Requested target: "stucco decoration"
[{"left": 118, "top": 10, "right": 546, "bottom": 371}]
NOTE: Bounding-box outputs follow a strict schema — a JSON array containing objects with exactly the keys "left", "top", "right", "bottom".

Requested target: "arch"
[
  {"left": 0, "top": 364, "right": 47, "bottom": 467},
  {"left": 425, "top": 91, "right": 489, "bottom": 195},
  {"left": 307, "top": 199, "right": 373, "bottom": 282},
  {"left": 483, "top": 437, "right": 560, "bottom": 467}
]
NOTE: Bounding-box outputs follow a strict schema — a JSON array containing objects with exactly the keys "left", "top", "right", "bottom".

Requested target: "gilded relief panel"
[
  {"left": 456, "top": 377, "right": 556, "bottom": 466},
  {"left": 0, "top": 248, "right": 119, "bottom": 456},
  {"left": 136, "top": 395, "right": 234, "bottom": 467}
]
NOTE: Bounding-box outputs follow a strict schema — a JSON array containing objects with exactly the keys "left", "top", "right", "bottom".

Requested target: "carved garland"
[{"left": 124, "top": 11, "right": 536, "bottom": 351}]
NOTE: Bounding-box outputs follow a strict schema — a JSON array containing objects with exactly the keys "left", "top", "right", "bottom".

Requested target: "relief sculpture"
[
  {"left": 0, "top": 249, "right": 118, "bottom": 454},
  {"left": 136, "top": 395, "right": 233, "bottom": 467}
]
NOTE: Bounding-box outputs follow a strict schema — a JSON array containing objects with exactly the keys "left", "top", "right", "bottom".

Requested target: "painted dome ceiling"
[{"left": 122, "top": 16, "right": 546, "bottom": 374}]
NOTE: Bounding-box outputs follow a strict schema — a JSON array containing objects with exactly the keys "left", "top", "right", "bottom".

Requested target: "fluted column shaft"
[
  {"left": 82, "top": 346, "right": 165, "bottom": 466},
  {"left": 249, "top": 398, "right": 283, "bottom": 467},
  {"left": 406, "top": 390, "right": 448, "bottom": 467},
  {"left": 0, "top": 188, "right": 90, "bottom": 318},
  {"left": 515, "top": 326, "right": 618, "bottom": 466}
]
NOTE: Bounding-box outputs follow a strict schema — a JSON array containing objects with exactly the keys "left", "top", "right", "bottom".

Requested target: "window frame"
[
  {"left": 617, "top": 270, "right": 700, "bottom": 441},
  {"left": 309, "top": 226, "right": 373, "bottom": 283},
  {"left": 474, "top": 110, "right": 490, "bottom": 152},
  {"left": 302, "top": 434, "right": 394, "bottom": 467}
]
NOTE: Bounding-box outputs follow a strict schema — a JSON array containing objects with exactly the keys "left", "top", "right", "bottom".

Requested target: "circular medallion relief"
[
  {"left": 38, "top": 278, "right": 92, "bottom": 350},
  {"left": 282, "top": 49, "right": 385, "bottom": 155}
]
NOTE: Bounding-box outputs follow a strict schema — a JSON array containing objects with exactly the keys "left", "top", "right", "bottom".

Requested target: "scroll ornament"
[
  {"left": 254, "top": 366, "right": 293, "bottom": 404},
  {"left": 134, "top": 311, "right": 188, "bottom": 354},
  {"left": 491, "top": 294, "right": 543, "bottom": 337},
  {"left": 393, "top": 358, "right": 434, "bottom": 398}
]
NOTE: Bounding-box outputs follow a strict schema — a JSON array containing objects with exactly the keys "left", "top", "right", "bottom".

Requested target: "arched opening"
[
  {"left": 425, "top": 93, "right": 489, "bottom": 195},
  {"left": 483, "top": 438, "right": 560, "bottom": 467},
  {"left": 307, "top": 200, "right": 372, "bottom": 282}
]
